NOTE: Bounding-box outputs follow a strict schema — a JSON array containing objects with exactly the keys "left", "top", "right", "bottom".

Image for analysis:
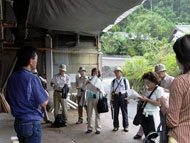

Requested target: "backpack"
[{"left": 50, "top": 114, "right": 66, "bottom": 128}]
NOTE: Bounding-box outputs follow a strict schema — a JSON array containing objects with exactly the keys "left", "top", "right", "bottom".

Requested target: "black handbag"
[
  {"left": 62, "top": 85, "right": 69, "bottom": 99},
  {"left": 97, "top": 97, "right": 109, "bottom": 113},
  {"left": 133, "top": 86, "right": 158, "bottom": 126}
]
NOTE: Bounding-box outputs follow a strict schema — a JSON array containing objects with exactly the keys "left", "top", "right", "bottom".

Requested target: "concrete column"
[{"left": 45, "top": 34, "right": 53, "bottom": 90}]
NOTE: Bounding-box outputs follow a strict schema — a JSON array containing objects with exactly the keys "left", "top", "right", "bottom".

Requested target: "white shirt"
[
  {"left": 144, "top": 86, "right": 164, "bottom": 115},
  {"left": 51, "top": 74, "right": 71, "bottom": 91},
  {"left": 110, "top": 77, "right": 130, "bottom": 94}
]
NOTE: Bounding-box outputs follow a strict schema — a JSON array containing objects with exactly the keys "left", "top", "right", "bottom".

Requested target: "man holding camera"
[{"left": 110, "top": 67, "right": 130, "bottom": 132}]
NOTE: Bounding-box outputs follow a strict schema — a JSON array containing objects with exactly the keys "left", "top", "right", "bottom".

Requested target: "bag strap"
[
  {"left": 141, "top": 86, "right": 158, "bottom": 108},
  {"left": 112, "top": 78, "right": 123, "bottom": 92},
  {"left": 123, "top": 78, "right": 127, "bottom": 90}
]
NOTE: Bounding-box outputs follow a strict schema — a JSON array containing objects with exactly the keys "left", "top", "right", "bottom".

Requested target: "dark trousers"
[
  {"left": 141, "top": 114, "right": 155, "bottom": 137},
  {"left": 113, "top": 94, "right": 128, "bottom": 128},
  {"left": 14, "top": 119, "right": 42, "bottom": 143}
]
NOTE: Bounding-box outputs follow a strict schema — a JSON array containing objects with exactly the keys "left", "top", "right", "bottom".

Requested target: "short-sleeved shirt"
[
  {"left": 51, "top": 74, "right": 71, "bottom": 91},
  {"left": 6, "top": 68, "right": 48, "bottom": 122},
  {"left": 160, "top": 74, "right": 174, "bottom": 90},
  {"left": 144, "top": 86, "right": 164, "bottom": 115},
  {"left": 110, "top": 77, "right": 130, "bottom": 94}
]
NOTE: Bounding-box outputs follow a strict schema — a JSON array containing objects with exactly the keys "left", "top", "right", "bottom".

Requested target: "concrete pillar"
[{"left": 45, "top": 34, "right": 53, "bottom": 90}]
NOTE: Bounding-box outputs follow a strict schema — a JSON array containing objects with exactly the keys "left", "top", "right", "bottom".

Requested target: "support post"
[{"left": 45, "top": 34, "right": 53, "bottom": 90}]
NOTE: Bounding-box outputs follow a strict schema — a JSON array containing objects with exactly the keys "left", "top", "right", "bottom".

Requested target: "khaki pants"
[
  {"left": 77, "top": 96, "right": 87, "bottom": 120},
  {"left": 87, "top": 98, "right": 101, "bottom": 131},
  {"left": 53, "top": 91, "right": 68, "bottom": 121}
]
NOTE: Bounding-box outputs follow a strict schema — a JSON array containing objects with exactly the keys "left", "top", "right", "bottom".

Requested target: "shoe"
[
  {"left": 124, "top": 127, "right": 129, "bottom": 132},
  {"left": 76, "top": 119, "right": 83, "bottom": 124},
  {"left": 112, "top": 127, "right": 119, "bottom": 131},
  {"left": 45, "top": 120, "right": 53, "bottom": 124},
  {"left": 133, "top": 134, "right": 142, "bottom": 139},
  {"left": 95, "top": 131, "right": 101, "bottom": 134},
  {"left": 86, "top": 130, "right": 93, "bottom": 134}
]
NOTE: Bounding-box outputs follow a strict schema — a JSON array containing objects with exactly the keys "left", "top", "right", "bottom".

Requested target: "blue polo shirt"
[{"left": 7, "top": 68, "right": 48, "bottom": 122}]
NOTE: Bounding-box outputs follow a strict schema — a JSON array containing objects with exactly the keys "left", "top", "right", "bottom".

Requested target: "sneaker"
[
  {"left": 95, "top": 131, "right": 101, "bottom": 134},
  {"left": 124, "top": 127, "right": 129, "bottom": 132},
  {"left": 76, "top": 119, "right": 83, "bottom": 124},
  {"left": 112, "top": 127, "right": 119, "bottom": 131},
  {"left": 86, "top": 130, "right": 93, "bottom": 134},
  {"left": 133, "top": 134, "right": 142, "bottom": 139}
]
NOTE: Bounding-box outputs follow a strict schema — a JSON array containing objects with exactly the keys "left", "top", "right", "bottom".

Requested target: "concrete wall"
[{"left": 52, "top": 42, "right": 99, "bottom": 94}]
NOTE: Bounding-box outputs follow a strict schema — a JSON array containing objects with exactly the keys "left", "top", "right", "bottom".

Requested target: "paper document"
[{"left": 126, "top": 89, "right": 141, "bottom": 100}]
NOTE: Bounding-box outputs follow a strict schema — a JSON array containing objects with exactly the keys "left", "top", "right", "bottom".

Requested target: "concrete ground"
[{"left": 0, "top": 110, "right": 143, "bottom": 143}]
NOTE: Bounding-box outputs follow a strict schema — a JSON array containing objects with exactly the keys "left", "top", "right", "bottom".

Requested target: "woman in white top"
[
  {"left": 139, "top": 72, "right": 164, "bottom": 137},
  {"left": 86, "top": 68, "right": 104, "bottom": 134}
]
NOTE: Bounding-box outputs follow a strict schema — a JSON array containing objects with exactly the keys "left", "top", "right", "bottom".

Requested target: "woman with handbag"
[
  {"left": 85, "top": 68, "right": 104, "bottom": 134},
  {"left": 139, "top": 72, "right": 164, "bottom": 138}
]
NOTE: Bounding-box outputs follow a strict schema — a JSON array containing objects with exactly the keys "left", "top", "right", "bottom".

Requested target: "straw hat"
[{"left": 114, "top": 67, "right": 122, "bottom": 72}]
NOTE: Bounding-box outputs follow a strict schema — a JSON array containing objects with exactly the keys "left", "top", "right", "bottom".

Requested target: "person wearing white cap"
[
  {"left": 155, "top": 64, "right": 174, "bottom": 92},
  {"left": 50, "top": 64, "right": 71, "bottom": 121},
  {"left": 110, "top": 67, "right": 130, "bottom": 132},
  {"left": 75, "top": 67, "right": 88, "bottom": 124}
]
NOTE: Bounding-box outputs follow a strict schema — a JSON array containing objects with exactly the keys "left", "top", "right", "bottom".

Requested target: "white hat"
[
  {"left": 155, "top": 64, "right": 166, "bottom": 72},
  {"left": 114, "top": 67, "right": 122, "bottom": 72},
  {"left": 78, "top": 67, "right": 86, "bottom": 72},
  {"left": 32, "top": 69, "right": 38, "bottom": 74},
  {"left": 59, "top": 64, "right": 67, "bottom": 71}
]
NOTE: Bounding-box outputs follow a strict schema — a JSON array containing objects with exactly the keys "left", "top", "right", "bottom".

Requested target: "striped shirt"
[{"left": 166, "top": 73, "right": 190, "bottom": 143}]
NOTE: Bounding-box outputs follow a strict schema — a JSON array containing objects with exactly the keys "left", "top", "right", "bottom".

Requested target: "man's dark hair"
[
  {"left": 142, "top": 72, "right": 161, "bottom": 85},
  {"left": 91, "top": 68, "right": 101, "bottom": 78},
  {"left": 173, "top": 35, "right": 190, "bottom": 73},
  {"left": 16, "top": 46, "right": 37, "bottom": 68}
]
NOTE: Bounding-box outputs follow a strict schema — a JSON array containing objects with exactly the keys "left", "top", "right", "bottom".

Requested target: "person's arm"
[
  {"left": 39, "top": 76, "right": 47, "bottom": 84},
  {"left": 166, "top": 78, "right": 183, "bottom": 128},
  {"left": 32, "top": 77, "right": 48, "bottom": 108},
  {"left": 140, "top": 96, "right": 161, "bottom": 106},
  {"left": 50, "top": 76, "right": 55, "bottom": 87},
  {"left": 66, "top": 75, "right": 71, "bottom": 87}
]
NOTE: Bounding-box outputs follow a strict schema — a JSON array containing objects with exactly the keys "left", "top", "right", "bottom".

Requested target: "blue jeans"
[{"left": 14, "top": 119, "right": 42, "bottom": 143}]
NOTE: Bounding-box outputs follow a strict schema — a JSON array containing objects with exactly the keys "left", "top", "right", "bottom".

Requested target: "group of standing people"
[{"left": 5, "top": 35, "right": 190, "bottom": 143}]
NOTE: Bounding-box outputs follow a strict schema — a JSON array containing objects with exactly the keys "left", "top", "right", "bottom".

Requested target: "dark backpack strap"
[{"left": 123, "top": 78, "right": 127, "bottom": 90}]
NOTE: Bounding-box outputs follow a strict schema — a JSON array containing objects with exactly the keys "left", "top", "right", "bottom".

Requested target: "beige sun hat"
[
  {"left": 155, "top": 64, "right": 167, "bottom": 72},
  {"left": 59, "top": 64, "right": 67, "bottom": 71},
  {"left": 114, "top": 67, "right": 122, "bottom": 72}
]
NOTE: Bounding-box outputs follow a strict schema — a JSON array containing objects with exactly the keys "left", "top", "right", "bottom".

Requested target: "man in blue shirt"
[{"left": 6, "top": 46, "right": 48, "bottom": 143}]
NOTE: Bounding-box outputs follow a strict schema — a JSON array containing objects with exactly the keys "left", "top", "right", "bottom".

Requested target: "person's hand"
[
  {"left": 64, "top": 83, "right": 68, "bottom": 86},
  {"left": 50, "top": 82, "right": 54, "bottom": 87},
  {"left": 86, "top": 80, "right": 91, "bottom": 85},
  {"left": 139, "top": 96, "right": 148, "bottom": 102},
  {"left": 76, "top": 86, "right": 81, "bottom": 90},
  {"left": 97, "top": 88, "right": 101, "bottom": 92},
  {"left": 126, "top": 100, "right": 129, "bottom": 104}
]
